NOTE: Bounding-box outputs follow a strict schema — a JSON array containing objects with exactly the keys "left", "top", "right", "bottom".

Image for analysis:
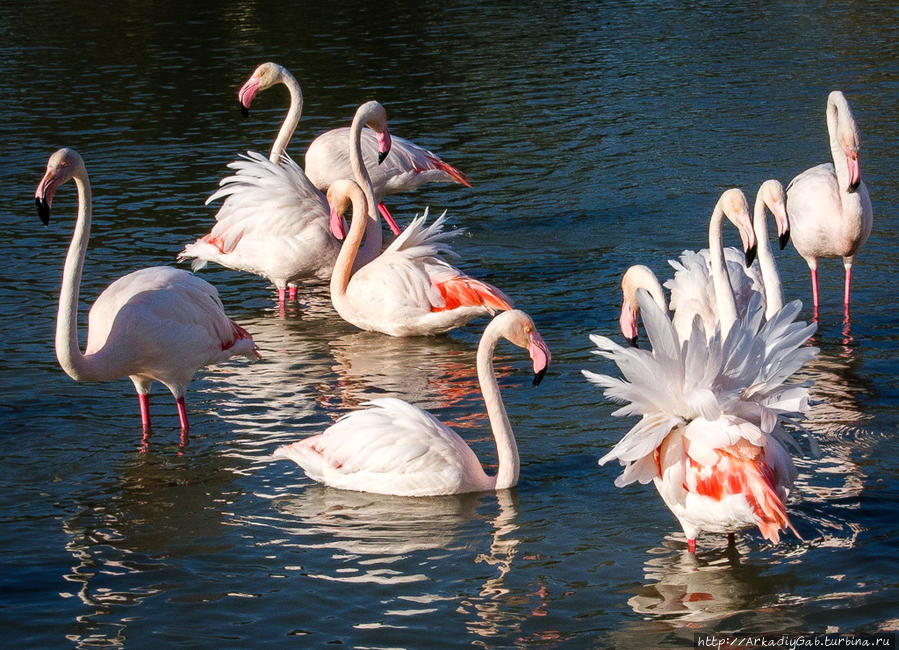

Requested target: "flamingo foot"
[{"left": 687, "top": 538, "right": 696, "bottom": 553}]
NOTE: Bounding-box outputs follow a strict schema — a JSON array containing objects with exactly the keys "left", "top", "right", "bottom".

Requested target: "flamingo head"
[
  {"left": 829, "top": 90, "right": 862, "bottom": 193},
  {"left": 35, "top": 148, "right": 83, "bottom": 226},
  {"left": 495, "top": 310, "right": 551, "bottom": 386},
  {"left": 357, "top": 101, "right": 392, "bottom": 164},
  {"left": 759, "top": 179, "right": 790, "bottom": 249},
  {"left": 721, "top": 188, "right": 757, "bottom": 267},
  {"left": 239, "top": 62, "right": 285, "bottom": 117},
  {"left": 619, "top": 265, "right": 667, "bottom": 348}
]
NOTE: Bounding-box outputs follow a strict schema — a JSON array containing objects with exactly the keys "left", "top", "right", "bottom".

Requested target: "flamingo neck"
[
  {"left": 753, "top": 198, "right": 783, "bottom": 318},
  {"left": 476, "top": 321, "right": 519, "bottom": 490},
  {"left": 56, "top": 171, "right": 98, "bottom": 381},
  {"left": 269, "top": 72, "right": 303, "bottom": 164},
  {"left": 348, "top": 110, "right": 383, "bottom": 265},
  {"left": 709, "top": 203, "right": 738, "bottom": 337},
  {"left": 329, "top": 186, "right": 370, "bottom": 317}
]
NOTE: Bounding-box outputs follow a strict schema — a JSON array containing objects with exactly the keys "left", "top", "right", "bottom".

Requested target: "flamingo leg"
[
  {"left": 727, "top": 532, "right": 735, "bottom": 546},
  {"left": 176, "top": 396, "right": 190, "bottom": 434},
  {"left": 277, "top": 287, "right": 286, "bottom": 304},
  {"left": 687, "top": 538, "right": 696, "bottom": 553},
  {"left": 810, "top": 268, "right": 820, "bottom": 310},
  {"left": 843, "top": 266, "right": 852, "bottom": 312},
  {"left": 289, "top": 285, "right": 298, "bottom": 301},
  {"left": 138, "top": 393, "right": 151, "bottom": 431},
  {"left": 377, "top": 203, "right": 402, "bottom": 236}
]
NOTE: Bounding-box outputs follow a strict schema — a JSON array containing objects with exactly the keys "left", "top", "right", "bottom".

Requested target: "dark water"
[{"left": 1, "top": 1, "right": 898, "bottom": 647}]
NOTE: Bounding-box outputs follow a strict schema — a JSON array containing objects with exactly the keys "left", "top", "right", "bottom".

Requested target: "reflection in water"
[{"left": 60, "top": 448, "right": 242, "bottom": 647}]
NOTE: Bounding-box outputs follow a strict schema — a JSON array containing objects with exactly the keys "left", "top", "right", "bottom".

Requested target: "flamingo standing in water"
[
  {"left": 36, "top": 148, "right": 259, "bottom": 437},
  {"left": 178, "top": 63, "right": 396, "bottom": 304},
  {"left": 786, "top": 90, "right": 873, "bottom": 317},
  {"left": 585, "top": 288, "right": 817, "bottom": 552},
  {"left": 305, "top": 99, "right": 470, "bottom": 229},
  {"left": 273, "top": 309, "right": 550, "bottom": 496},
  {"left": 327, "top": 178, "right": 513, "bottom": 337}
]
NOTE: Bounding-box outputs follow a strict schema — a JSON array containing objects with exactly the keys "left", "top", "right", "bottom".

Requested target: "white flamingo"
[
  {"left": 585, "top": 289, "right": 818, "bottom": 552},
  {"left": 36, "top": 148, "right": 259, "bottom": 435},
  {"left": 786, "top": 90, "right": 873, "bottom": 316},
  {"left": 273, "top": 309, "right": 550, "bottom": 496},
  {"left": 178, "top": 63, "right": 392, "bottom": 304},
  {"left": 327, "top": 178, "right": 513, "bottom": 337},
  {"left": 305, "top": 101, "right": 470, "bottom": 229}
]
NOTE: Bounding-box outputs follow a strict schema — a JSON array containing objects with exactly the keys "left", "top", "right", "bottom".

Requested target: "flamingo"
[
  {"left": 327, "top": 178, "right": 513, "bottom": 337},
  {"left": 178, "top": 63, "right": 394, "bottom": 304},
  {"left": 786, "top": 90, "right": 873, "bottom": 316},
  {"left": 585, "top": 288, "right": 818, "bottom": 552},
  {"left": 35, "top": 148, "right": 260, "bottom": 436},
  {"left": 273, "top": 309, "right": 550, "bottom": 496},
  {"left": 305, "top": 102, "right": 470, "bottom": 229}
]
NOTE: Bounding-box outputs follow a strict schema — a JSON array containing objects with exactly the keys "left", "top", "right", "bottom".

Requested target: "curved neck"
[
  {"left": 56, "top": 171, "right": 96, "bottom": 381},
  {"left": 476, "top": 323, "right": 519, "bottom": 490},
  {"left": 753, "top": 197, "right": 783, "bottom": 317},
  {"left": 348, "top": 110, "right": 384, "bottom": 264},
  {"left": 269, "top": 72, "right": 303, "bottom": 164},
  {"left": 708, "top": 202, "right": 738, "bottom": 337},
  {"left": 825, "top": 96, "right": 848, "bottom": 185},
  {"left": 329, "top": 185, "right": 370, "bottom": 315}
]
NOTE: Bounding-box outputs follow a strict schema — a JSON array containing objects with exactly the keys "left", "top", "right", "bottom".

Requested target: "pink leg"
[
  {"left": 810, "top": 268, "right": 820, "bottom": 310},
  {"left": 687, "top": 538, "right": 696, "bottom": 553},
  {"left": 843, "top": 266, "right": 852, "bottom": 311},
  {"left": 277, "top": 287, "right": 286, "bottom": 304},
  {"left": 176, "top": 396, "right": 190, "bottom": 433},
  {"left": 288, "top": 285, "right": 298, "bottom": 301},
  {"left": 138, "top": 393, "right": 151, "bottom": 431},
  {"left": 377, "top": 203, "right": 402, "bottom": 235}
]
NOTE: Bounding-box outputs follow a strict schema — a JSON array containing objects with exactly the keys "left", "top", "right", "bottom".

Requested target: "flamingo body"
[
  {"left": 274, "top": 310, "right": 551, "bottom": 496},
  {"left": 37, "top": 148, "right": 258, "bottom": 434},
  {"left": 305, "top": 126, "right": 470, "bottom": 212},
  {"left": 329, "top": 179, "right": 512, "bottom": 337}
]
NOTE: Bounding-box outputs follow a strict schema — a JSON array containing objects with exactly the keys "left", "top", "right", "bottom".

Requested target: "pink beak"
[
  {"left": 329, "top": 204, "right": 348, "bottom": 240},
  {"left": 528, "top": 330, "right": 551, "bottom": 385}
]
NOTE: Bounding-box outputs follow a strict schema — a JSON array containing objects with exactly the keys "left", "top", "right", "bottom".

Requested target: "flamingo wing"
[{"left": 273, "top": 398, "right": 488, "bottom": 496}]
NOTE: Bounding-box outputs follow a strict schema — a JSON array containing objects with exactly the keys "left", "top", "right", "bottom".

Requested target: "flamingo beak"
[
  {"left": 238, "top": 76, "right": 261, "bottom": 118},
  {"left": 377, "top": 128, "right": 392, "bottom": 165},
  {"left": 846, "top": 151, "right": 861, "bottom": 192},
  {"left": 329, "top": 204, "right": 348, "bottom": 240},
  {"left": 779, "top": 229, "right": 790, "bottom": 250},
  {"left": 619, "top": 301, "right": 639, "bottom": 348},
  {"left": 745, "top": 244, "right": 757, "bottom": 268},
  {"left": 35, "top": 170, "right": 60, "bottom": 225},
  {"left": 528, "top": 330, "right": 551, "bottom": 386},
  {"left": 626, "top": 336, "right": 639, "bottom": 349}
]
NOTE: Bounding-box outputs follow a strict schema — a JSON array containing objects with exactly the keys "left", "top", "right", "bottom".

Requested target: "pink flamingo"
[
  {"left": 273, "top": 309, "right": 550, "bottom": 496},
  {"left": 786, "top": 90, "right": 873, "bottom": 317},
  {"left": 36, "top": 148, "right": 259, "bottom": 436},
  {"left": 327, "top": 178, "right": 513, "bottom": 337},
  {"left": 178, "top": 63, "right": 395, "bottom": 304},
  {"left": 586, "top": 283, "right": 818, "bottom": 552},
  {"left": 305, "top": 102, "right": 470, "bottom": 230}
]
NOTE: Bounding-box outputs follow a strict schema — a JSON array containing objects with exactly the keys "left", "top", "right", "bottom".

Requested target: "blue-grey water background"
[{"left": 1, "top": 1, "right": 897, "bottom": 647}]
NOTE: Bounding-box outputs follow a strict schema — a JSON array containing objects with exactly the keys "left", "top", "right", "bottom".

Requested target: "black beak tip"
[
  {"left": 779, "top": 231, "right": 790, "bottom": 250},
  {"left": 36, "top": 197, "right": 50, "bottom": 225},
  {"left": 745, "top": 245, "right": 757, "bottom": 268},
  {"left": 239, "top": 103, "right": 249, "bottom": 118},
  {"left": 626, "top": 336, "right": 639, "bottom": 349},
  {"left": 848, "top": 180, "right": 860, "bottom": 193},
  {"left": 533, "top": 367, "right": 547, "bottom": 387},
  {"left": 377, "top": 151, "right": 388, "bottom": 165}
]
